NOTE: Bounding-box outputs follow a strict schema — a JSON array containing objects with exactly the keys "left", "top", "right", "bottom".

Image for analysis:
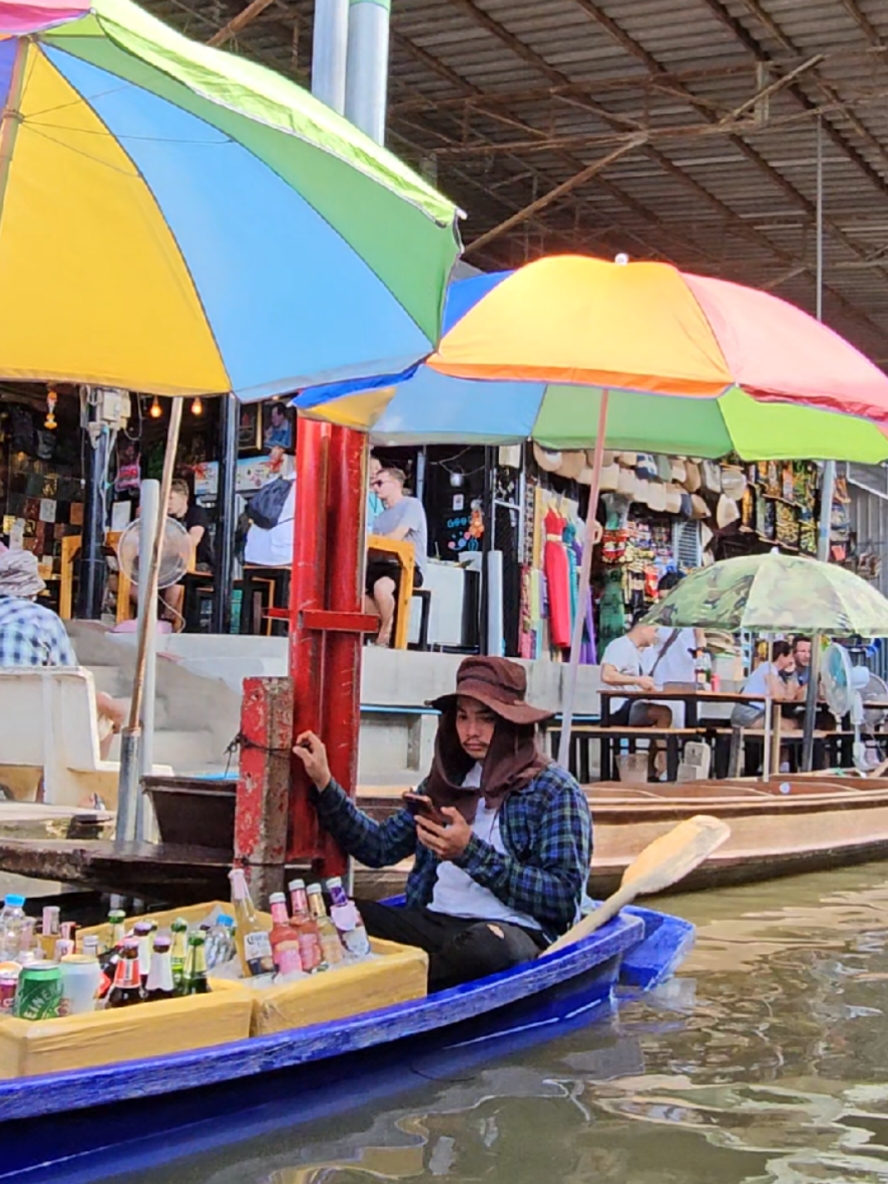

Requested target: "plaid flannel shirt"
[
  {"left": 314, "top": 763, "right": 592, "bottom": 941},
  {"left": 0, "top": 595, "right": 78, "bottom": 668}
]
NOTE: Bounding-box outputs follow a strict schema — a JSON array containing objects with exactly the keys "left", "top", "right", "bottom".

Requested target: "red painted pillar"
[
  {"left": 318, "top": 424, "right": 367, "bottom": 875},
  {"left": 287, "top": 417, "right": 330, "bottom": 862}
]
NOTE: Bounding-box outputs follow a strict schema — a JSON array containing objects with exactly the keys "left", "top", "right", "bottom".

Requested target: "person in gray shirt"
[{"left": 365, "top": 466, "right": 428, "bottom": 647}]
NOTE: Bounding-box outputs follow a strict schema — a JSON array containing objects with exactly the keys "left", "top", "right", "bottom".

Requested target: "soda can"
[
  {"left": 13, "top": 962, "right": 62, "bottom": 1020},
  {"left": 54, "top": 938, "right": 75, "bottom": 961},
  {"left": 0, "top": 969, "right": 19, "bottom": 1013},
  {"left": 60, "top": 955, "right": 101, "bottom": 1015},
  {"left": 41, "top": 905, "right": 60, "bottom": 937}
]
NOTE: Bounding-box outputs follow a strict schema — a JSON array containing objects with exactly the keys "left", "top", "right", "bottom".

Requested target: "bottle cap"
[
  {"left": 171, "top": 918, "right": 188, "bottom": 931},
  {"left": 268, "top": 893, "right": 287, "bottom": 905},
  {"left": 288, "top": 879, "right": 306, "bottom": 891},
  {"left": 218, "top": 914, "right": 234, "bottom": 927},
  {"left": 306, "top": 883, "right": 322, "bottom": 894},
  {"left": 3, "top": 895, "right": 25, "bottom": 907},
  {"left": 325, "top": 877, "right": 342, "bottom": 889},
  {"left": 133, "top": 921, "right": 153, "bottom": 934},
  {"left": 152, "top": 936, "right": 171, "bottom": 951}
]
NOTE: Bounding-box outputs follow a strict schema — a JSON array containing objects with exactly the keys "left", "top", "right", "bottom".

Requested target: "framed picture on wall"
[
  {"left": 238, "top": 404, "right": 262, "bottom": 453},
  {"left": 261, "top": 401, "right": 294, "bottom": 452}
]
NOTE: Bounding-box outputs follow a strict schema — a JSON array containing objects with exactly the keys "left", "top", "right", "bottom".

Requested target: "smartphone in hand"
[{"left": 402, "top": 792, "right": 447, "bottom": 827}]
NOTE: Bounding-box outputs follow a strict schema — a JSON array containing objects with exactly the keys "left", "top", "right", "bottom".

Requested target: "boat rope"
[{"left": 224, "top": 731, "right": 292, "bottom": 775}]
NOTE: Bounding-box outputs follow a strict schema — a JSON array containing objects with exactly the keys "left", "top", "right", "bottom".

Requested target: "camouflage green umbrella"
[{"left": 646, "top": 552, "right": 888, "bottom": 636}]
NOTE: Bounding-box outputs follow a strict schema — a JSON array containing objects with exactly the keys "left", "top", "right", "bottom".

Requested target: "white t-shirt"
[
  {"left": 428, "top": 763, "right": 541, "bottom": 931},
  {"left": 244, "top": 481, "right": 296, "bottom": 567},
  {"left": 646, "top": 627, "right": 698, "bottom": 687},
  {"left": 601, "top": 634, "right": 648, "bottom": 713}
]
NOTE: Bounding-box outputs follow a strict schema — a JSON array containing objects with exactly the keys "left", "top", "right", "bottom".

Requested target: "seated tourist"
[
  {"left": 731, "top": 640, "right": 795, "bottom": 728},
  {"left": 0, "top": 551, "right": 126, "bottom": 757},
  {"left": 364, "top": 466, "right": 427, "bottom": 648},
  {"left": 293, "top": 656, "right": 592, "bottom": 992},
  {"left": 600, "top": 618, "right": 671, "bottom": 728}
]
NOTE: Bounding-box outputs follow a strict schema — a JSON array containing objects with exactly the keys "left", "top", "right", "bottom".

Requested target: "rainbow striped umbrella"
[{"left": 0, "top": 0, "right": 460, "bottom": 401}]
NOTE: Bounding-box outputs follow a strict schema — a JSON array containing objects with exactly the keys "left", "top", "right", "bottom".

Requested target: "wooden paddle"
[{"left": 546, "top": 814, "right": 731, "bottom": 955}]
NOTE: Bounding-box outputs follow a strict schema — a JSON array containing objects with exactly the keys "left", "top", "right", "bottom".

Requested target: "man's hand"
[
  {"left": 637, "top": 676, "right": 657, "bottom": 692},
  {"left": 293, "top": 731, "right": 332, "bottom": 790},
  {"left": 416, "top": 807, "right": 472, "bottom": 860}
]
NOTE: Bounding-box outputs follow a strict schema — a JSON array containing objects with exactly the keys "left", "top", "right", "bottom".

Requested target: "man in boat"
[
  {"left": 0, "top": 550, "right": 125, "bottom": 757},
  {"left": 293, "top": 656, "right": 592, "bottom": 992}
]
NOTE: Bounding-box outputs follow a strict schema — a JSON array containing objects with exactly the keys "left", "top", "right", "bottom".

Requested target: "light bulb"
[
  {"left": 191, "top": 396, "right": 203, "bottom": 416},
  {"left": 615, "top": 252, "right": 630, "bottom": 266},
  {"left": 149, "top": 396, "right": 162, "bottom": 419}
]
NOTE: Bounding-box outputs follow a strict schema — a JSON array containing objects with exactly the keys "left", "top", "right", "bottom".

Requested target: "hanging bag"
[{"left": 245, "top": 477, "right": 293, "bottom": 530}]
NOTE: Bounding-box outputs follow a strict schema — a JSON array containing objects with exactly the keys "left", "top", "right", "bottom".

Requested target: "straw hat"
[
  {"left": 720, "top": 465, "right": 747, "bottom": 500},
  {"left": 670, "top": 458, "right": 688, "bottom": 484},
  {"left": 617, "top": 467, "right": 638, "bottom": 498},
  {"left": 647, "top": 481, "right": 667, "bottom": 512},
  {"left": 683, "top": 460, "right": 702, "bottom": 492},
  {"left": 635, "top": 477, "right": 650, "bottom": 506},
  {"left": 664, "top": 483, "right": 683, "bottom": 514},
  {"left": 716, "top": 493, "right": 740, "bottom": 529},
  {"left": 690, "top": 494, "right": 710, "bottom": 519},
  {"left": 556, "top": 450, "right": 586, "bottom": 481},
  {"left": 533, "top": 443, "right": 562, "bottom": 473},
  {"left": 599, "top": 462, "right": 620, "bottom": 492}
]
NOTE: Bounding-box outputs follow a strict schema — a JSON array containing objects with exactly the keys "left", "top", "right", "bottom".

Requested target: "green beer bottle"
[
  {"left": 170, "top": 919, "right": 189, "bottom": 993},
  {"left": 182, "top": 932, "right": 211, "bottom": 995}
]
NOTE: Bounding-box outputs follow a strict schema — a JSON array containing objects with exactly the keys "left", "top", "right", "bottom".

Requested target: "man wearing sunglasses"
[{"left": 365, "top": 466, "right": 427, "bottom": 647}]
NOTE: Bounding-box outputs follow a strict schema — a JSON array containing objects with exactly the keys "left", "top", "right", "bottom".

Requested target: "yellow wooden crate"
[
  {"left": 0, "top": 979, "right": 252, "bottom": 1079},
  {"left": 79, "top": 900, "right": 428, "bottom": 1037}
]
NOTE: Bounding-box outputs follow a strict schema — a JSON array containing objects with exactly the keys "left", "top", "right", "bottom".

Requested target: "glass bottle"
[
  {"left": 268, "top": 893, "right": 303, "bottom": 977},
  {"left": 325, "top": 878, "right": 371, "bottom": 958},
  {"left": 133, "top": 921, "right": 155, "bottom": 988},
  {"left": 287, "top": 879, "right": 323, "bottom": 972},
  {"left": 107, "top": 908, "right": 127, "bottom": 951},
  {"left": 170, "top": 919, "right": 189, "bottom": 991},
  {"left": 0, "top": 894, "right": 26, "bottom": 960},
  {"left": 145, "top": 936, "right": 176, "bottom": 1002},
  {"left": 182, "top": 933, "right": 211, "bottom": 995},
  {"left": 106, "top": 939, "right": 144, "bottom": 1008},
  {"left": 306, "top": 884, "right": 344, "bottom": 966},
  {"left": 229, "top": 868, "right": 274, "bottom": 977}
]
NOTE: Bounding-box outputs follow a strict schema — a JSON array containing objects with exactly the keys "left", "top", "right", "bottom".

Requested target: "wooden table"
[
  {"left": 367, "top": 533, "right": 415, "bottom": 650},
  {"left": 599, "top": 688, "right": 764, "bottom": 729},
  {"left": 59, "top": 532, "right": 132, "bottom": 623}
]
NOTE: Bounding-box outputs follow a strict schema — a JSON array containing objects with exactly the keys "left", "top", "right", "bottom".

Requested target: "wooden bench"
[
  {"left": 547, "top": 724, "right": 707, "bottom": 783},
  {"left": 0, "top": 668, "right": 171, "bottom": 809}
]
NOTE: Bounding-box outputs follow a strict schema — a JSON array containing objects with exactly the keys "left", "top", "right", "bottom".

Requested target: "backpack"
[{"left": 245, "top": 477, "right": 293, "bottom": 531}]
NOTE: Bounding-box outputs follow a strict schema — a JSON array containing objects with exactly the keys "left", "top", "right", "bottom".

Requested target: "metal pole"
[
  {"left": 345, "top": 0, "right": 390, "bottom": 143},
  {"left": 135, "top": 479, "right": 159, "bottom": 842},
  {"left": 312, "top": 0, "right": 349, "bottom": 114},
  {"left": 558, "top": 389, "right": 610, "bottom": 769},
  {"left": 763, "top": 635, "right": 774, "bottom": 782},
  {"left": 211, "top": 393, "right": 238, "bottom": 635},
  {"left": 116, "top": 400, "right": 183, "bottom": 847},
  {"left": 76, "top": 394, "right": 109, "bottom": 620},
  {"left": 802, "top": 115, "right": 831, "bottom": 771}
]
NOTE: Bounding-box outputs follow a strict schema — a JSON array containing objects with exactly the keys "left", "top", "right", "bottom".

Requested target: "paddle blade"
[{"left": 622, "top": 814, "right": 730, "bottom": 896}]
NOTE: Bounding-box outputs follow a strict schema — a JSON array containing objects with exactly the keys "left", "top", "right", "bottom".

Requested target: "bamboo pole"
[{"left": 115, "top": 399, "right": 183, "bottom": 846}]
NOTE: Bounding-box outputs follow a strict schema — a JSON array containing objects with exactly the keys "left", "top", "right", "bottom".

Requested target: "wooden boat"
[
  {"left": 0, "top": 901, "right": 692, "bottom": 1181},
  {"left": 356, "top": 775, "right": 888, "bottom": 900}
]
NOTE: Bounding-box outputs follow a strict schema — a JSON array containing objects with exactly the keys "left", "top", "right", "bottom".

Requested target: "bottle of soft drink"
[
  {"left": 133, "top": 921, "right": 155, "bottom": 988},
  {"left": 182, "top": 933, "right": 211, "bottom": 995},
  {"left": 145, "top": 936, "right": 176, "bottom": 1002},
  {"left": 106, "top": 939, "right": 145, "bottom": 1008},
  {"left": 0, "top": 895, "right": 26, "bottom": 960},
  {"left": 268, "top": 893, "right": 303, "bottom": 977},
  {"left": 206, "top": 915, "right": 236, "bottom": 970},
  {"left": 287, "top": 879, "right": 323, "bottom": 972},
  {"left": 170, "top": 919, "right": 189, "bottom": 990},
  {"left": 229, "top": 868, "right": 274, "bottom": 977},
  {"left": 325, "top": 878, "right": 371, "bottom": 958},
  {"left": 107, "top": 908, "right": 126, "bottom": 952},
  {"left": 16, "top": 918, "right": 37, "bottom": 967},
  {"left": 306, "top": 884, "right": 344, "bottom": 966}
]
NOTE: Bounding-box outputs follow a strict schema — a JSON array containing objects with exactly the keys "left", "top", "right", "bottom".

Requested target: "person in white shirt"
[
  {"left": 645, "top": 570, "right": 707, "bottom": 728},
  {"left": 731, "top": 640, "right": 796, "bottom": 727},
  {"left": 600, "top": 619, "right": 671, "bottom": 728}
]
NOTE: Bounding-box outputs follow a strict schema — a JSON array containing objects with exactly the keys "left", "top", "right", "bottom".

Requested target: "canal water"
[{"left": 122, "top": 862, "right": 888, "bottom": 1184}]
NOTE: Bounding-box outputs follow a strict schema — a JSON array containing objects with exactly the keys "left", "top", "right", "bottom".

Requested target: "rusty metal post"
[
  {"left": 318, "top": 424, "right": 367, "bottom": 877},
  {"left": 234, "top": 677, "right": 293, "bottom": 900},
  {"left": 287, "top": 418, "right": 330, "bottom": 864}
]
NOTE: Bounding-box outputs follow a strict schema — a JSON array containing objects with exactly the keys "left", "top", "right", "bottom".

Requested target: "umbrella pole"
[
  {"left": 558, "top": 389, "right": 609, "bottom": 770},
  {"left": 762, "top": 634, "right": 774, "bottom": 783},
  {"left": 115, "top": 399, "right": 183, "bottom": 847}
]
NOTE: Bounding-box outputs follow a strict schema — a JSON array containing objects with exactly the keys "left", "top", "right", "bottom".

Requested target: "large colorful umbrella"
[
  {"left": 0, "top": 0, "right": 460, "bottom": 401},
  {"left": 646, "top": 552, "right": 888, "bottom": 636},
  {"left": 297, "top": 268, "right": 888, "bottom": 462}
]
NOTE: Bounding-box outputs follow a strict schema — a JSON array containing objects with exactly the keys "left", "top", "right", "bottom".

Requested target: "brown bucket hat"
[{"left": 428, "top": 656, "right": 553, "bottom": 725}]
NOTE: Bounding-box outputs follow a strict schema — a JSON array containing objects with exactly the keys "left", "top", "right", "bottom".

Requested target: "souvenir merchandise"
[{"left": 543, "top": 505, "right": 571, "bottom": 649}]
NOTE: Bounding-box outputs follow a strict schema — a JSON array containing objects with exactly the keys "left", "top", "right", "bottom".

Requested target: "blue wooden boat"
[{"left": 0, "top": 902, "right": 692, "bottom": 1183}]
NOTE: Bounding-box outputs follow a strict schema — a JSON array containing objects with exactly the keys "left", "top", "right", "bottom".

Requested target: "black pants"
[{"left": 358, "top": 901, "right": 546, "bottom": 993}]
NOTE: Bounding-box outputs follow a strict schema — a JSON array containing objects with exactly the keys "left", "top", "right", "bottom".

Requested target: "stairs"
[{"left": 67, "top": 622, "right": 241, "bottom": 777}]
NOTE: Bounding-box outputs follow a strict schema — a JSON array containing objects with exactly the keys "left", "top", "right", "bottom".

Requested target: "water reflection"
[{"left": 119, "top": 863, "right": 888, "bottom": 1184}]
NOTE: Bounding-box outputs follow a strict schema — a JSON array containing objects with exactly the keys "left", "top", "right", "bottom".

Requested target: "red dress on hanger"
[{"left": 544, "top": 506, "right": 571, "bottom": 649}]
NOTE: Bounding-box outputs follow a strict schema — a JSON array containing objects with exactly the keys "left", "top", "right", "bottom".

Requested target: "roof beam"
[
  {"left": 464, "top": 135, "right": 649, "bottom": 255},
  {"left": 206, "top": 0, "right": 274, "bottom": 47}
]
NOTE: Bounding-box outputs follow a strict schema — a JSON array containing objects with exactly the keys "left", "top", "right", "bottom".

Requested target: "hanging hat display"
[
  {"left": 617, "top": 467, "right": 638, "bottom": 498},
  {"left": 683, "top": 460, "right": 702, "bottom": 492},
  {"left": 556, "top": 450, "right": 586, "bottom": 481},
  {"left": 690, "top": 494, "right": 710, "bottom": 520},
  {"left": 720, "top": 465, "right": 747, "bottom": 501},
  {"left": 716, "top": 493, "right": 741, "bottom": 529},
  {"left": 664, "top": 484, "right": 683, "bottom": 514},
  {"left": 635, "top": 477, "right": 651, "bottom": 506},
  {"left": 533, "top": 443, "right": 562, "bottom": 473},
  {"left": 670, "top": 458, "right": 688, "bottom": 485},
  {"left": 656, "top": 454, "right": 673, "bottom": 483},
  {"left": 635, "top": 453, "right": 659, "bottom": 481},
  {"left": 647, "top": 481, "right": 667, "bottom": 513},
  {"left": 599, "top": 462, "right": 620, "bottom": 492},
  {"left": 701, "top": 460, "right": 722, "bottom": 494}
]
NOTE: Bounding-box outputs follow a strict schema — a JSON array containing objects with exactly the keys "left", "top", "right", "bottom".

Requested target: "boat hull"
[{"left": 0, "top": 905, "right": 692, "bottom": 1182}]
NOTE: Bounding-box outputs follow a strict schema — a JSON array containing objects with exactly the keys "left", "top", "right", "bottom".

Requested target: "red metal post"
[
  {"left": 287, "top": 417, "right": 330, "bottom": 862},
  {"left": 318, "top": 424, "right": 367, "bottom": 875}
]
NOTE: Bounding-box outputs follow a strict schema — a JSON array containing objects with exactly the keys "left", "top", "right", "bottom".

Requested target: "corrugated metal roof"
[{"left": 146, "top": 0, "right": 888, "bottom": 364}]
